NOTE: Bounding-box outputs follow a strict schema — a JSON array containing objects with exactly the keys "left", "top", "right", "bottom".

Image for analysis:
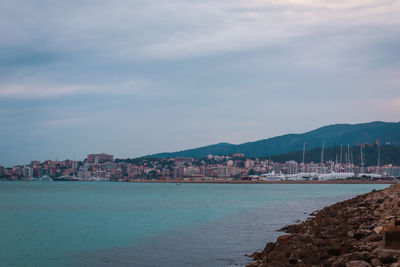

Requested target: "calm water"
[{"left": 0, "top": 182, "right": 388, "bottom": 267}]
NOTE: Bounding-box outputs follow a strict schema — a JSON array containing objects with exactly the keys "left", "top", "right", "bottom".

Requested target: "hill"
[{"left": 146, "top": 121, "right": 400, "bottom": 158}]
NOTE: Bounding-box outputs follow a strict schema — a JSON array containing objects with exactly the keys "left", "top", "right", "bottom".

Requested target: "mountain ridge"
[{"left": 145, "top": 121, "right": 400, "bottom": 158}]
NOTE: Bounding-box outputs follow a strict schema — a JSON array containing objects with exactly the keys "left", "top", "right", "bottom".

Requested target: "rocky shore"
[{"left": 248, "top": 184, "right": 400, "bottom": 267}]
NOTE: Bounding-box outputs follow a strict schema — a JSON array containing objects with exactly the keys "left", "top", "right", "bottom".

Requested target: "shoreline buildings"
[{"left": 1, "top": 149, "right": 400, "bottom": 181}]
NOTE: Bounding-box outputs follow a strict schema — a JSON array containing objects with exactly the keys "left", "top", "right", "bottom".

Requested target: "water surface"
[{"left": 0, "top": 182, "right": 388, "bottom": 266}]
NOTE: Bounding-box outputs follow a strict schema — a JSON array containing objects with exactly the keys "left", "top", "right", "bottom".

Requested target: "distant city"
[{"left": 1, "top": 143, "right": 400, "bottom": 181}]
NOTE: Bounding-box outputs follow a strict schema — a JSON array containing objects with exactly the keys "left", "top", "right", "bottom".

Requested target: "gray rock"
[
  {"left": 370, "top": 258, "right": 382, "bottom": 267},
  {"left": 346, "top": 260, "right": 372, "bottom": 267}
]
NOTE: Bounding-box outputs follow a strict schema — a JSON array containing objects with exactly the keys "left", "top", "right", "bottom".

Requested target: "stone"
[
  {"left": 372, "top": 247, "right": 400, "bottom": 260},
  {"left": 370, "top": 258, "right": 382, "bottom": 267},
  {"left": 247, "top": 185, "right": 400, "bottom": 267},
  {"left": 345, "top": 260, "right": 371, "bottom": 267},
  {"left": 246, "top": 261, "right": 260, "bottom": 267},
  {"left": 374, "top": 226, "right": 383, "bottom": 234},
  {"left": 347, "top": 230, "right": 355, "bottom": 238}
]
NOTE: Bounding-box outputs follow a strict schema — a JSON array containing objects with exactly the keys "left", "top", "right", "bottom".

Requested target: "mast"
[
  {"left": 320, "top": 140, "right": 325, "bottom": 165},
  {"left": 351, "top": 150, "right": 353, "bottom": 165},
  {"left": 302, "top": 142, "right": 306, "bottom": 172},
  {"left": 340, "top": 145, "right": 343, "bottom": 165},
  {"left": 377, "top": 145, "right": 381, "bottom": 173},
  {"left": 347, "top": 144, "right": 350, "bottom": 165},
  {"left": 347, "top": 144, "right": 351, "bottom": 172},
  {"left": 360, "top": 145, "right": 364, "bottom": 173},
  {"left": 73, "top": 154, "right": 77, "bottom": 177}
]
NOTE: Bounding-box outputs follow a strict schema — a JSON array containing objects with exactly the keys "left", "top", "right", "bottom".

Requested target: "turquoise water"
[{"left": 0, "top": 182, "right": 388, "bottom": 266}]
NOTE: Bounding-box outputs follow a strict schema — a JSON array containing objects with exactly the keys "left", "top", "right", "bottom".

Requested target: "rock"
[
  {"left": 372, "top": 247, "right": 400, "bottom": 263},
  {"left": 367, "top": 234, "right": 382, "bottom": 242},
  {"left": 246, "top": 261, "right": 260, "bottom": 267},
  {"left": 346, "top": 260, "right": 371, "bottom": 267},
  {"left": 288, "top": 257, "right": 299, "bottom": 265},
  {"left": 385, "top": 215, "right": 396, "bottom": 221},
  {"left": 347, "top": 230, "right": 355, "bottom": 238},
  {"left": 247, "top": 185, "right": 400, "bottom": 267},
  {"left": 354, "top": 230, "right": 368, "bottom": 240},
  {"left": 374, "top": 226, "right": 383, "bottom": 234},
  {"left": 370, "top": 258, "right": 382, "bottom": 267},
  {"left": 250, "top": 251, "right": 264, "bottom": 261}
]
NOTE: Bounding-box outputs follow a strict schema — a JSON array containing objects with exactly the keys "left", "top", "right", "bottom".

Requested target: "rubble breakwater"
[{"left": 248, "top": 184, "right": 400, "bottom": 267}]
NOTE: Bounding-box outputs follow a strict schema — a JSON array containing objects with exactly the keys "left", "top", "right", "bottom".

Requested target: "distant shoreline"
[
  {"left": 1, "top": 179, "right": 396, "bottom": 184},
  {"left": 129, "top": 179, "right": 397, "bottom": 184}
]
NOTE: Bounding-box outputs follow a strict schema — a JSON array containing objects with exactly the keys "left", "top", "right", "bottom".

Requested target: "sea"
[{"left": 0, "top": 182, "right": 388, "bottom": 267}]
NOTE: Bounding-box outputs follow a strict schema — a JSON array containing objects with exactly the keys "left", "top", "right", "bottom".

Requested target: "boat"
[
  {"left": 260, "top": 172, "right": 285, "bottom": 181},
  {"left": 317, "top": 172, "right": 355, "bottom": 180},
  {"left": 357, "top": 173, "right": 382, "bottom": 179},
  {"left": 39, "top": 175, "right": 53, "bottom": 181},
  {"left": 53, "top": 175, "right": 81, "bottom": 181}
]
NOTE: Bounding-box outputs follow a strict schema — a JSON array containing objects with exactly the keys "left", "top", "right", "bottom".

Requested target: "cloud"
[
  {"left": 0, "top": 0, "right": 398, "bottom": 75},
  {"left": 0, "top": 79, "right": 152, "bottom": 98},
  {"left": 140, "top": 0, "right": 400, "bottom": 59},
  {"left": 1, "top": 0, "right": 398, "bottom": 61},
  {"left": 386, "top": 98, "right": 400, "bottom": 113},
  {"left": 39, "top": 116, "right": 101, "bottom": 127},
  {"left": 0, "top": 83, "right": 90, "bottom": 97},
  {"left": 0, "top": 0, "right": 399, "bottom": 166}
]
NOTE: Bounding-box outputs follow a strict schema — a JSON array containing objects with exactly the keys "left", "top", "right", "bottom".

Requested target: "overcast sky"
[{"left": 1, "top": 0, "right": 400, "bottom": 166}]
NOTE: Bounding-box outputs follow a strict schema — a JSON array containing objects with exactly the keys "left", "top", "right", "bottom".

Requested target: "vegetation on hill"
[{"left": 147, "top": 121, "right": 400, "bottom": 159}]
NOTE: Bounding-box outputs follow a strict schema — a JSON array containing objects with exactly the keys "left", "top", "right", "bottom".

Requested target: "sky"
[{"left": 1, "top": 0, "right": 400, "bottom": 166}]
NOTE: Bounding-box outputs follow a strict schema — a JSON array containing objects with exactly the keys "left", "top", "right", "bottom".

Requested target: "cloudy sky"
[{"left": 1, "top": 0, "right": 400, "bottom": 166}]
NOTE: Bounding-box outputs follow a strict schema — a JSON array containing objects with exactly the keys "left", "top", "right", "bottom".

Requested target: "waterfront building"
[
  {"left": 102, "top": 161, "right": 118, "bottom": 170},
  {"left": 200, "top": 166, "right": 216, "bottom": 178},
  {"left": 217, "top": 166, "right": 228, "bottom": 178},
  {"left": 185, "top": 166, "right": 201, "bottom": 176},
  {"left": 285, "top": 160, "right": 299, "bottom": 174},
  {"left": 217, "top": 166, "right": 241, "bottom": 178},
  {"left": 4, "top": 148, "right": 400, "bottom": 181},
  {"left": 30, "top": 161, "right": 40, "bottom": 167},
  {"left": 62, "top": 168, "right": 74, "bottom": 176},
  {"left": 23, "top": 166, "right": 33, "bottom": 178},
  {"left": 49, "top": 167, "right": 57, "bottom": 177},
  {"left": 173, "top": 166, "right": 185, "bottom": 178},
  {"left": 245, "top": 159, "right": 255, "bottom": 168},
  {"left": 77, "top": 169, "right": 92, "bottom": 179},
  {"left": 39, "top": 168, "right": 50, "bottom": 177}
]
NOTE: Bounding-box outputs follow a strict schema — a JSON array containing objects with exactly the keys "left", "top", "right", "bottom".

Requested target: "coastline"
[
  {"left": 128, "top": 179, "right": 396, "bottom": 185},
  {"left": 247, "top": 184, "right": 400, "bottom": 266},
  {"left": 2, "top": 179, "right": 396, "bottom": 185}
]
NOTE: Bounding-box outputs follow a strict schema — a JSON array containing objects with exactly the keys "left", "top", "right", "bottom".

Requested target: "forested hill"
[{"left": 146, "top": 121, "right": 400, "bottom": 159}]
